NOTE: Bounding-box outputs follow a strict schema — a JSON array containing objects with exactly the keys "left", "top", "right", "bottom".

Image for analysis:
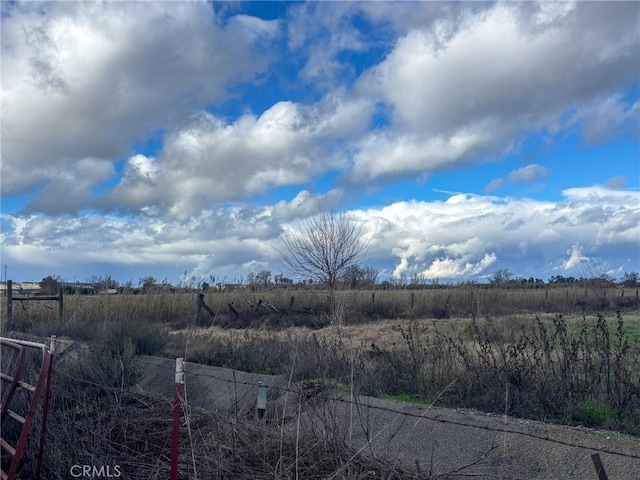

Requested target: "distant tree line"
[{"left": 35, "top": 268, "right": 639, "bottom": 296}]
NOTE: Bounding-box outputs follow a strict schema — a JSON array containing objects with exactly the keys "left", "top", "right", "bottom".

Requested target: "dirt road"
[{"left": 136, "top": 356, "right": 640, "bottom": 479}]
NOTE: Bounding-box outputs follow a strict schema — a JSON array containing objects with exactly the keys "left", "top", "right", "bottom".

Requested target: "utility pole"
[{"left": 3, "top": 264, "right": 7, "bottom": 284}]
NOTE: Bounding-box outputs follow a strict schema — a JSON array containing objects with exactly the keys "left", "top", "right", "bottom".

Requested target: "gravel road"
[{"left": 136, "top": 355, "right": 640, "bottom": 479}]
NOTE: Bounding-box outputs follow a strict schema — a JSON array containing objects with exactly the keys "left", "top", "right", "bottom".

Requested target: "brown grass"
[
  {"left": 2, "top": 286, "right": 639, "bottom": 444},
  {"left": 3, "top": 344, "right": 434, "bottom": 480}
]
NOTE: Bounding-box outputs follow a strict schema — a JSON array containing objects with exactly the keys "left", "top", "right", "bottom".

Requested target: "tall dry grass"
[
  {"left": 2, "top": 286, "right": 637, "bottom": 336},
  {"left": 3, "top": 335, "right": 431, "bottom": 480},
  {"left": 165, "top": 311, "right": 640, "bottom": 435}
]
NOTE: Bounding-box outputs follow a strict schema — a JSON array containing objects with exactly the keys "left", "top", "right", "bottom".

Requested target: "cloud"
[
  {"left": 2, "top": 185, "right": 638, "bottom": 282},
  {"left": 349, "top": 1, "right": 639, "bottom": 185},
  {"left": 484, "top": 178, "right": 505, "bottom": 193},
  {"left": 286, "top": 2, "right": 369, "bottom": 87},
  {"left": 1, "top": 1, "right": 278, "bottom": 196},
  {"left": 4, "top": 1, "right": 638, "bottom": 217},
  {"left": 571, "top": 96, "right": 640, "bottom": 144},
  {"left": 389, "top": 236, "right": 497, "bottom": 280},
  {"left": 507, "top": 165, "right": 549, "bottom": 183},
  {"left": 102, "top": 91, "right": 371, "bottom": 218},
  {"left": 420, "top": 253, "right": 497, "bottom": 280},
  {"left": 20, "top": 158, "right": 115, "bottom": 215},
  {"left": 355, "top": 186, "right": 639, "bottom": 280},
  {"left": 604, "top": 176, "right": 627, "bottom": 189},
  {"left": 486, "top": 164, "right": 549, "bottom": 192},
  {"left": 358, "top": 1, "right": 475, "bottom": 36},
  {"left": 561, "top": 244, "right": 589, "bottom": 271},
  {"left": 271, "top": 189, "right": 345, "bottom": 223},
  {"left": 1, "top": 1, "right": 638, "bottom": 286}
]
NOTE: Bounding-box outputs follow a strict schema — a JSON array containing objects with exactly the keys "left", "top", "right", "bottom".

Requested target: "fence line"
[
  {"left": 4, "top": 280, "right": 65, "bottom": 328},
  {"left": 136, "top": 358, "right": 640, "bottom": 461}
]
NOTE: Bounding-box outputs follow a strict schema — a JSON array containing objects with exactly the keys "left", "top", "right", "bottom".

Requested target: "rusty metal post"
[
  {"left": 171, "top": 357, "right": 184, "bottom": 480},
  {"left": 35, "top": 345, "right": 54, "bottom": 480}
]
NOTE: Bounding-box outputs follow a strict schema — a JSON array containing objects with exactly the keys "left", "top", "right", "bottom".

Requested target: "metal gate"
[{"left": 0, "top": 338, "right": 53, "bottom": 480}]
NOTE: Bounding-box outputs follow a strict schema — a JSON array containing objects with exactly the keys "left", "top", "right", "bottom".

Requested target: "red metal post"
[
  {"left": 35, "top": 337, "right": 56, "bottom": 479},
  {"left": 170, "top": 357, "right": 184, "bottom": 480}
]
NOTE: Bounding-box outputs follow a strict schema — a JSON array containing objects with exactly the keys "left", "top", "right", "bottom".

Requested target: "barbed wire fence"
[
  {"left": 134, "top": 358, "right": 639, "bottom": 461},
  {"left": 37, "top": 336, "right": 640, "bottom": 479}
]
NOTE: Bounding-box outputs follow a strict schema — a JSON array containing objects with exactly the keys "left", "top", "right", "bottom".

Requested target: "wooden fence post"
[
  {"left": 194, "top": 293, "right": 204, "bottom": 324},
  {"left": 590, "top": 453, "right": 609, "bottom": 480},
  {"left": 7, "top": 280, "right": 12, "bottom": 329},
  {"left": 58, "top": 287, "right": 64, "bottom": 323}
]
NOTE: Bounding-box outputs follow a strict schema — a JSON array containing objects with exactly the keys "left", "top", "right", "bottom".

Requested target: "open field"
[
  {"left": 2, "top": 286, "right": 638, "bottom": 434},
  {"left": 3, "top": 285, "right": 639, "bottom": 334},
  {"left": 2, "top": 286, "right": 639, "bottom": 477}
]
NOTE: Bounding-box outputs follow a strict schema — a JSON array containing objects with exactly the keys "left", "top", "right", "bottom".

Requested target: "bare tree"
[
  {"left": 280, "top": 211, "right": 369, "bottom": 321},
  {"left": 341, "top": 265, "right": 378, "bottom": 289},
  {"left": 489, "top": 268, "right": 513, "bottom": 285}
]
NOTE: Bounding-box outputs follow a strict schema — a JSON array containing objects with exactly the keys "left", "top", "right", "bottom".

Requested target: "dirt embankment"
[{"left": 136, "top": 356, "right": 640, "bottom": 480}]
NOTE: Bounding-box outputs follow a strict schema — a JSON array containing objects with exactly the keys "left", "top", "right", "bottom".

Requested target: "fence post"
[
  {"left": 171, "top": 357, "right": 184, "bottom": 480},
  {"left": 58, "top": 287, "right": 64, "bottom": 323},
  {"left": 256, "top": 382, "right": 267, "bottom": 420},
  {"left": 36, "top": 343, "right": 54, "bottom": 480},
  {"left": 49, "top": 335, "right": 57, "bottom": 355},
  {"left": 590, "top": 453, "right": 609, "bottom": 480},
  {"left": 194, "top": 294, "right": 204, "bottom": 324},
  {"left": 7, "top": 280, "right": 12, "bottom": 329}
]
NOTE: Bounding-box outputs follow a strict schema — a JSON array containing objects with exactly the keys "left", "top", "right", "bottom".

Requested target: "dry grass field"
[{"left": 1, "top": 286, "right": 639, "bottom": 478}]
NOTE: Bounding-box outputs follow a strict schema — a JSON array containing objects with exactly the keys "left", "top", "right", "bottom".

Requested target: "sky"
[{"left": 1, "top": 0, "right": 639, "bottom": 286}]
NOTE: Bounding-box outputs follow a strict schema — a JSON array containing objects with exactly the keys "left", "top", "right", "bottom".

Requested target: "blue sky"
[{"left": 1, "top": 1, "right": 639, "bottom": 285}]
